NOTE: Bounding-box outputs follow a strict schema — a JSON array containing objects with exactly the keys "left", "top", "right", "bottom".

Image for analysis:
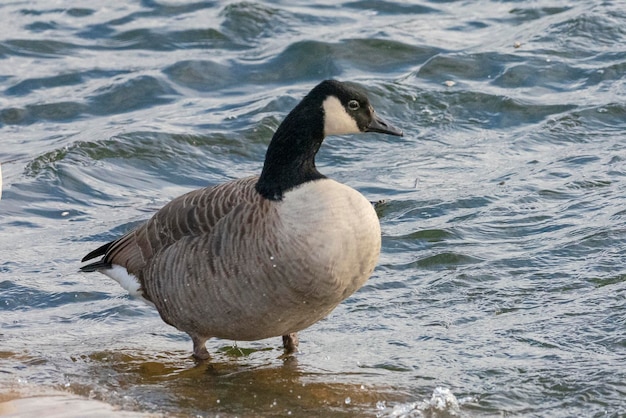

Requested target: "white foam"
[{"left": 375, "top": 387, "right": 475, "bottom": 417}]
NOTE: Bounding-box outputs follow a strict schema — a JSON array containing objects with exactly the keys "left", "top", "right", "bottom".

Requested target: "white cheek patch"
[{"left": 322, "top": 96, "right": 360, "bottom": 136}]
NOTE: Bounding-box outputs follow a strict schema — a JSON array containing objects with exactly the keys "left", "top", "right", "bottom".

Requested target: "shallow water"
[{"left": 1, "top": 0, "right": 625, "bottom": 416}]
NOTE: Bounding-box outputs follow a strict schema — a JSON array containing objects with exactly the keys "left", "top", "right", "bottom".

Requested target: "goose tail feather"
[
  {"left": 80, "top": 260, "right": 112, "bottom": 272},
  {"left": 81, "top": 241, "right": 114, "bottom": 263}
]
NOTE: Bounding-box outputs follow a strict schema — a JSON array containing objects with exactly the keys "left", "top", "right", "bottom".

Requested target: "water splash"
[{"left": 376, "top": 387, "right": 475, "bottom": 417}]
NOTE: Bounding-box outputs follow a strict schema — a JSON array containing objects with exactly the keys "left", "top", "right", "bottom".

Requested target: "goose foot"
[
  {"left": 192, "top": 335, "right": 210, "bottom": 361},
  {"left": 282, "top": 333, "right": 299, "bottom": 353}
]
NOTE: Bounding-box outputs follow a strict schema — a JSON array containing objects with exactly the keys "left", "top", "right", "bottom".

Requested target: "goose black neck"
[{"left": 255, "top": 99, "right": 327, "bottom": 201}]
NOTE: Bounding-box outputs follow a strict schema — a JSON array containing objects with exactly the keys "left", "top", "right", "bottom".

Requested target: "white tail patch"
[
  {"left": 322, "top": 96, "right": 360, "bottom": 136},
  {"left": 104, "top": 264, "right": 154, "bottom": 306}
]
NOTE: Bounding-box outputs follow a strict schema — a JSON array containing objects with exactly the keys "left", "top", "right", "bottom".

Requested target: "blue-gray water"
[{"left": 1, "top": 1, "right": 625, "bottom": 417}]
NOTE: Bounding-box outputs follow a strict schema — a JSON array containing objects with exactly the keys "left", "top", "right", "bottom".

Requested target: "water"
[{"left": 1, "top": 0, "right": 625, "bottom": 416}]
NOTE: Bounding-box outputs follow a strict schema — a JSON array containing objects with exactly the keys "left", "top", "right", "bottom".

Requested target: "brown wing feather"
[{"left": 86, "top": 176, "right": 260, "bottom": 278}]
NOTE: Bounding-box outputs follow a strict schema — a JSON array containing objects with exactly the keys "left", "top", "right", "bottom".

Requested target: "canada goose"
[{"left": 81, "top": 80, "right": 403, "bottom": 360}]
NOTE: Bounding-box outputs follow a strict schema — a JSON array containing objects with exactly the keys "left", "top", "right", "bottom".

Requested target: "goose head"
[{"left": 256, "top": 80, "right": 403, "bottom": 201}]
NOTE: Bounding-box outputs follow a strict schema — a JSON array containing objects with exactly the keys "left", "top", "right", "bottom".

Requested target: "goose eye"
[{"left": 347, "top": 100, "right": 360, "bottom": 111}]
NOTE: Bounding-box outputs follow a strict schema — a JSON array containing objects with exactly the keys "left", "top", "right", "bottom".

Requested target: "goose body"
[{"left": 81, "top": 80, "right": 402, "bottom": 359}]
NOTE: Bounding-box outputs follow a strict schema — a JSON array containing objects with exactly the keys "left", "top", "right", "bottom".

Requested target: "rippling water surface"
[{"left": 1, "top": 1, "right": 625, "bottom": 416}]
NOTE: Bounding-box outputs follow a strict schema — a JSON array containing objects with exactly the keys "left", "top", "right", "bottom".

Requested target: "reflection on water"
[{"left": 72, "top": 350, "right": 410, "bottom": 417}]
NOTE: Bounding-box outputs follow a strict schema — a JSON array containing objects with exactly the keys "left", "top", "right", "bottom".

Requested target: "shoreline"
[{"left": 0, "top": 389, "right": 157, "bottom": 418}]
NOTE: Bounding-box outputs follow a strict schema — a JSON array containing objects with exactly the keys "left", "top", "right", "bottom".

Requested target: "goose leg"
[
  {"left": 191, "top": 335, "right": 210, "bottom": 360},
  {"left": 282, "top": 333, "right": 299, "bottom": 353}
]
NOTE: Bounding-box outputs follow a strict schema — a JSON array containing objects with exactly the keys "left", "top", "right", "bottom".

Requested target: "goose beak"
[{"left": 366, "top": 112, "right": 403, "bottom": 136}]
